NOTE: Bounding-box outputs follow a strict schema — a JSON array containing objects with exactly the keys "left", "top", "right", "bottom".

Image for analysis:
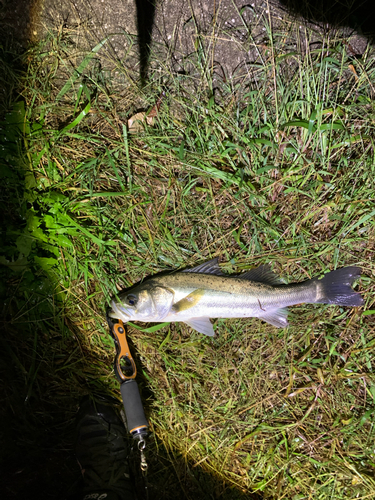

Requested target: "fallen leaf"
[
  {"left": 127, "top": 112, "right": 154, "bottom": 134},
  {"left": 127, "top": 90, "right": 166, "bottom": 134}
]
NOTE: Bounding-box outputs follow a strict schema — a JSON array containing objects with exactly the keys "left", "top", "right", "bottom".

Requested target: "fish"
[{"left": 108, "top": 258, "right": 363, "bottom": 336}]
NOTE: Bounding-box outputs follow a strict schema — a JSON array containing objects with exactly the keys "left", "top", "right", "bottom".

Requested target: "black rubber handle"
[{"left": 120, "top": 379, "right": 148, "bottom": 436}]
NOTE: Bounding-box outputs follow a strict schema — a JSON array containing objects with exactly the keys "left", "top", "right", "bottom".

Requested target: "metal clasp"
[{"left": 138, "top": 439, "right": 148, "bottom": 472}]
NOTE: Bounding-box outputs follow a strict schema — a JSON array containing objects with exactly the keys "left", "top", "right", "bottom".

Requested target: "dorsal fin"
[
  {"left": 183, "top": 258, "right": 225, "bottom": 276},
  {"left": 238, "top": 265, "right": 284, "bottom": 285}
]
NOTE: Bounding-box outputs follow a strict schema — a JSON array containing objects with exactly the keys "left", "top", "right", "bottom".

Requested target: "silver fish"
[{"left": 108, "top": 259, "right": 363, "bottom": 336}]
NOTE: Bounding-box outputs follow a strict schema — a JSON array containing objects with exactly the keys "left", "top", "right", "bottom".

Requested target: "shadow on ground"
[
  {"left": 279, "top": 0, "right": 375, "bottom": 47},
  {"left": 135, "top": 0, "right": 156, "bottom": 84}
]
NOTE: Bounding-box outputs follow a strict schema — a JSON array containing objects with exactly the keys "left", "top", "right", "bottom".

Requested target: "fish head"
[{"left": 109, "top": 282, "right": 174, "bottom": 323}]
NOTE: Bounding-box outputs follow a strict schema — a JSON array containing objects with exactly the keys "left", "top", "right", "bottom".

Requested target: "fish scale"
[{"left": 108, "top": 258, "right": 363, "bottom": 336}]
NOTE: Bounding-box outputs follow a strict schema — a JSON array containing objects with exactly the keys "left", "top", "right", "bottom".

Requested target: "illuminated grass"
[{"left": 5, "top": 8, "right": 375, "bottom": 499}]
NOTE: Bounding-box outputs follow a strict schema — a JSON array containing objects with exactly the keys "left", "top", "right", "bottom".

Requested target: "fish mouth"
[{"left": 108, "top": 300, "right": 131, "bottom": 322}]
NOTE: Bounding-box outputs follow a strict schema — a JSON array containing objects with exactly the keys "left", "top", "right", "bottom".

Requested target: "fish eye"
[{"left": 126, "top": 294, "right": 137, "bottom": 306}]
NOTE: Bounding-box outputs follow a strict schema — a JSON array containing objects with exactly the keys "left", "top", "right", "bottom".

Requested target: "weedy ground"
[{"left": 1, "top": 5, "right": 375, "bottom": 500}]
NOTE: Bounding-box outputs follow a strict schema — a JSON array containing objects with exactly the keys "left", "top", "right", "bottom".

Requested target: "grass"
[{"left": 2, "top": 4, "right": 375, "bottom": 499}]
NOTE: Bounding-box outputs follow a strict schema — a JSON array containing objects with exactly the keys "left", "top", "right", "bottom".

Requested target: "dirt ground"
[
  {"left": 1, "top": 0, "right": 371, "bottom": 75},
  {"left": 36, "top": 0, "right": 285, "bottom": 80},
  {"left": 37, "top": 0, "right": 371, "bottom": 73}
]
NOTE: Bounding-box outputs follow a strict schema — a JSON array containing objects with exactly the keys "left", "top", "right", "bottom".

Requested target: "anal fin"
[{"left": 258, "top": 308, "right": 289, "bottom": 328}]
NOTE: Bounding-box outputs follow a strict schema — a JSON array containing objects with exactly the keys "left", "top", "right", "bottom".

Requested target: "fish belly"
[{"left": 167, "top": 287, "right": 310, "bottom": 321}]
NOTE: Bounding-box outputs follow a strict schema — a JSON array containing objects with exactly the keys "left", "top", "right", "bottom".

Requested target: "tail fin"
[{"left": 315, "top": 267, "right": 363, "bottom": 306}]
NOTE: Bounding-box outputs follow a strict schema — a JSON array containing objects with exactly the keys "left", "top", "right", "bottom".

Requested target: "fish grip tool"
[{"left": 107, "top": 316, "right": 148, "bottom": 472}]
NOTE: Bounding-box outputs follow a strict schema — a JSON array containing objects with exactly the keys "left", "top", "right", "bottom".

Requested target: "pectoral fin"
[
  {"left": 171, "top": 288, "right": 205, "bottom": 313},
  {"left": 184, "top": 317, "right": 215, "bottom": 336},
  {"left": 258, "top": 308, "right": 289, "bottom": 328}
]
